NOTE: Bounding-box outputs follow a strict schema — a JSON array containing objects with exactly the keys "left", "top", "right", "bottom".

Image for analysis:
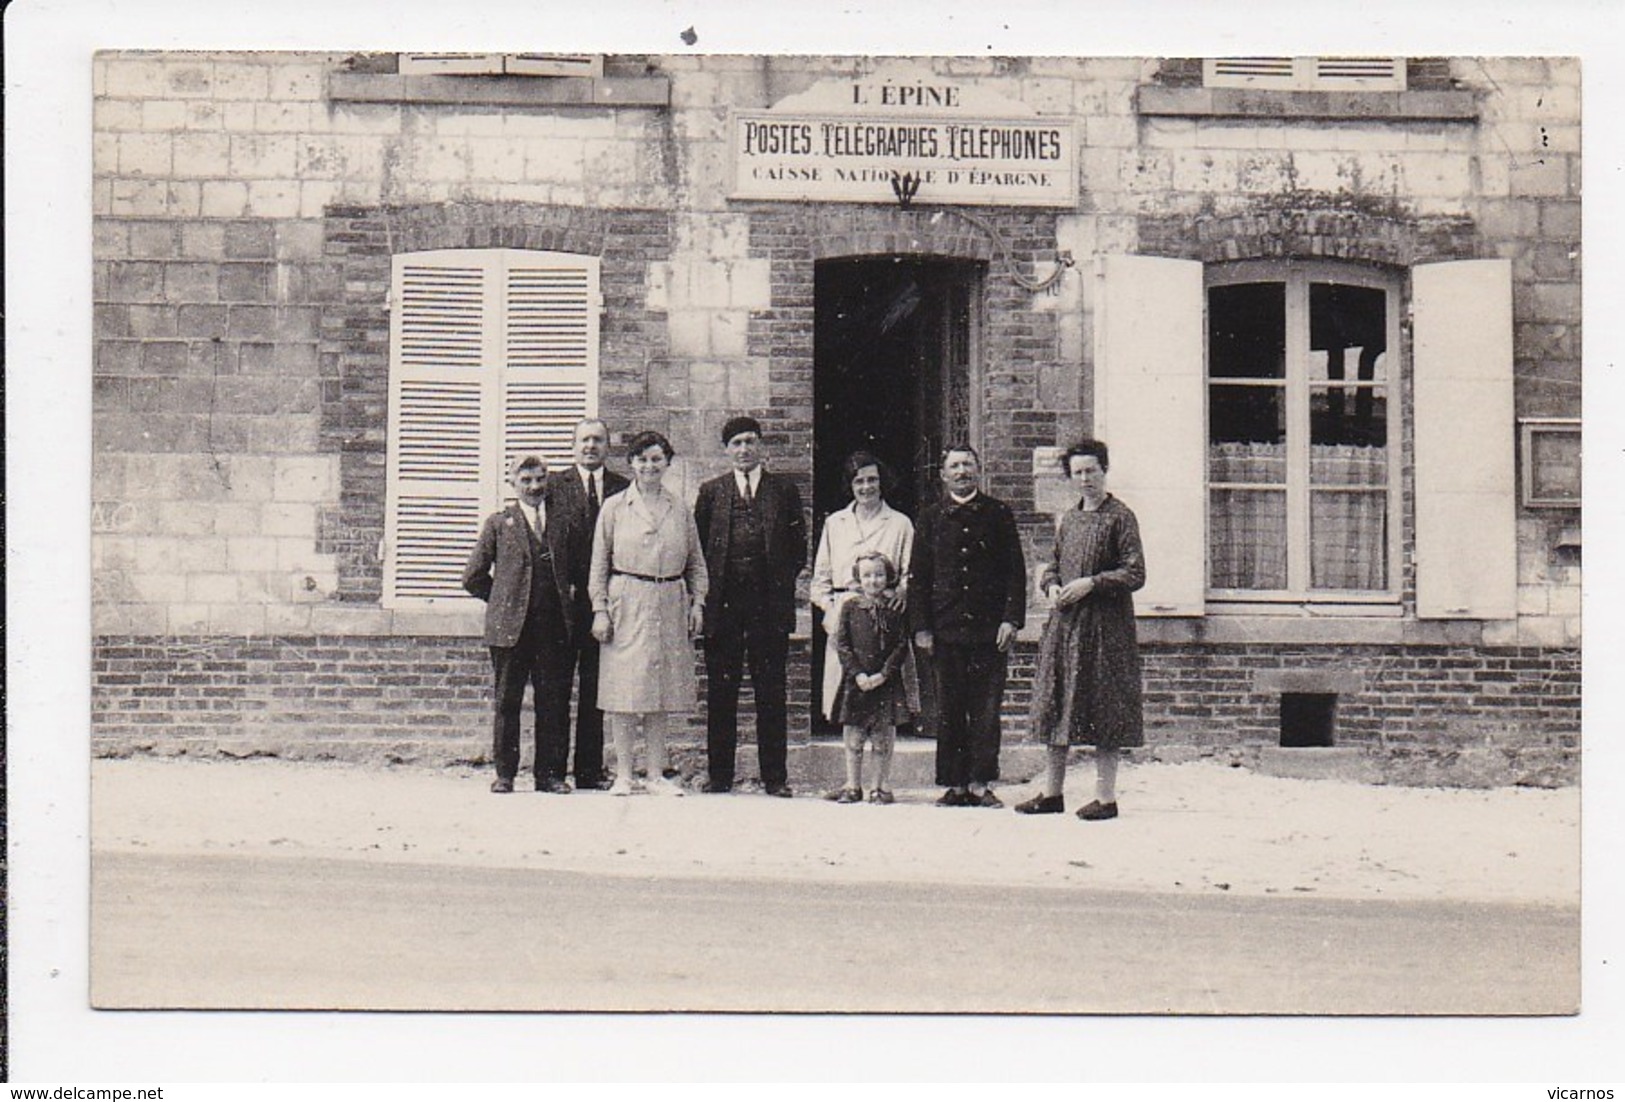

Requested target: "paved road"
[{"left": 92, "top": 852, "right": 1578, "bottom": 1014}]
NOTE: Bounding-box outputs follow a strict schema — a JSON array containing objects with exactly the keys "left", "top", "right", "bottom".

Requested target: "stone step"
[{"left": 788, "top": 738, "right": 1050, "bottom": 793}]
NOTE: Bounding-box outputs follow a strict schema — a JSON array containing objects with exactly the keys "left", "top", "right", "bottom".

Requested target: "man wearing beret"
[
  {"left": 694, "top": 416, "right": 808, "bottom": 796},
  {"left": 911, "top": 444, "right": 1027, "bottom": 808}
]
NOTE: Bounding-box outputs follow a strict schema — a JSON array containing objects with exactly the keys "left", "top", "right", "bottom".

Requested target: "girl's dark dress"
[
  {"left": 831, "top": 596, "right": 912, "bottom": 728},
  {"left": 1030, "top": 494, "right": 1147, "bottom": 749}
]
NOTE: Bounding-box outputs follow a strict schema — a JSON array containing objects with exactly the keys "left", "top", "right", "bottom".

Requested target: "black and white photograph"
[{"left": 7, "top": 0, "right": 1624, "bottom": 1087}]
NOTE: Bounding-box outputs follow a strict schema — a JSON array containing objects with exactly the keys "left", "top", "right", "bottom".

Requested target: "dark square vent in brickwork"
[{"left": 1280, "top": 693, "right": 1338, "bottom": 748}]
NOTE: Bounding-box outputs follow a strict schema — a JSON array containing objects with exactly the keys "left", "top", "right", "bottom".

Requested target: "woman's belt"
[{"left": 613, "top": 569, "right": 684, "bottom": 583}]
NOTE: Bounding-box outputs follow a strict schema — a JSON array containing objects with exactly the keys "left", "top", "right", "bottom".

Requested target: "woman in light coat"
[
  {"left": 589, "top": 431, "right": 708, "bottom": 796},
  {"left": 810, "top": 451, "right": 916, "bottom": 723}
]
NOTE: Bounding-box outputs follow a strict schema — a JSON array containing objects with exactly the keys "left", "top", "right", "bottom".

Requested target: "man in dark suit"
[
  {"left": 911, "top": 444, "right": 1027, "bottom": 809},
  {"left": 544, "top": 418, "right": 629, "bottom": 790},
  {"left": 462, "top": 453, "right": 582, "bottom": 794},
  {"left": 694, "top": 415, "right": 807, "bottom": 796}
]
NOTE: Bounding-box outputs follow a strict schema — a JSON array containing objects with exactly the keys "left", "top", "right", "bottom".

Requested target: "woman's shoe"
[
  {"left": 835, "top": 787, "right": 863, "bottom": 804},
  {"left": 1013, "top": 793, "right": 1065, "bottom": 815},
  {"left": 868, "top": 789, "right": 895, "bottom": 805},
  {"left": 646, "top": 776, "right": 686, "bottom": 797},
  {"left": 1075, "top": 800, "right": 1119, "bottom": 821},
  {"left": 608, "top": 776, "right": 635, "bottom": 797}
]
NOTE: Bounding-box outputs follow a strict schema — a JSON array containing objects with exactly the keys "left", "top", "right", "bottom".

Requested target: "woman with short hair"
[
  {"left": 589, "top": 431, "right": 708, "bottom": 796},
  {"left": 1020, "top": 439, "right": 1147, "bottom": 821},
  {"left": 810, "top": 450, "right": 917, "bottom": 729}
]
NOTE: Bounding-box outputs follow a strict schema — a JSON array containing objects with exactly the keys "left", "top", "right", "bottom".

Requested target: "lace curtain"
[{"left": 1210, "top": 442, "right": 1387, "bottom": 591}]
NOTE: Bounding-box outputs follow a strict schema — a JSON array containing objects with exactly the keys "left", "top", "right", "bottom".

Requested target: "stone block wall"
[{"left": 88, "top": 51, "right": 1582, "bottom": 782}]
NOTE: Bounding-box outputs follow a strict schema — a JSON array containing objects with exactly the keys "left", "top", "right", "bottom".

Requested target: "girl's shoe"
[
  {"left": 868, "top": 789, "right": 895, "bottom": 805},
  {"left": 835, "top": 787, "right": 863, "bottom": 804},
  {"left": 1076, "top": 800, "right": 1119, "bottom": 821},
  {"left": 1014, "top": 793, "right": 1065, "bottom": 815},
  {"left": 608, "top": 776, "right": 635, "bottom": 797}
]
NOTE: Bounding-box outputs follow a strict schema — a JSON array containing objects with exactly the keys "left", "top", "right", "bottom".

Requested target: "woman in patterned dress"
[
  {"left": 810, "top": 451, "right": 916, "bottom": 723},
  {"left": 1018, "top": 439, "right": 1147, "bottom": 821},
  {"left": 589, "top": 431, "right": 708, "bottom": 796}
]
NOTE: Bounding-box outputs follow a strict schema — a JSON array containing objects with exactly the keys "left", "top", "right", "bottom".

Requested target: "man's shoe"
[
  {"left": 575, "top": 773, "right": 613, "bottom": 791},
  {"left": 765, "top": 783, "right": 794, "bottom": 798},
  {"left": 973, "top": 788, "right": 1004, "bottom": 809},
  {"left": 490, "top": 777, "right": 514, "bottom": 794},
  {"left": 535, "top": 777, "right": 573, "bottom": 794},
  {"left": 1013, "top": 793, "right": 1065, "bottom": 815},
  {"left": 935, "top": 788, "right": 968, "bottom": 807},
  {"left": 701, "top": 779, "right": 733, "bottom": 794},
  {"left": 1076, "top": 800, "right": 1119, "bottom": 821}
]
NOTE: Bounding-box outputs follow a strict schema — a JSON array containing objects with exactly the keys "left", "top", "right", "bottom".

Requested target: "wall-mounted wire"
[{"left": 926, "top": 207, "right": 1075, "bottom": 293}]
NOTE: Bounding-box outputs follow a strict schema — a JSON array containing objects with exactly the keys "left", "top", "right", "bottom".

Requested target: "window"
[
  {"left": 1206, "top": 262, "right": 1400, "bottom": 600},
  {"left": 1095, "top": 255, "right": 1514, "bottom": 622},
  {"left": 1204, "top": 57, "right": 1406, "bottom": 92},
  {"left": 382, "top": 249, "right": 600, "bottom": 607}
]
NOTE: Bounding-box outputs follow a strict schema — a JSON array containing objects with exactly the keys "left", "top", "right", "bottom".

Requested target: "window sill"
[
  {"left": 328, "top": 71, "right": 671, "bottom": 109},
  {"left": 1136, "top": 84, "right": 1477, "bottom": 122},
  {"left": 1204, "top": 599, "right": 1402, "bottom": 616},
  {"left": 1136, "top": 615, "right": 1506, "bottom": 647}
]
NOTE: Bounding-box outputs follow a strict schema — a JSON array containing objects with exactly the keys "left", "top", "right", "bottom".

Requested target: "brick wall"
[
  {"left": 92, "top": 636, "right": 1578, "bottom": 786},
  {"left": 745, "top": 204, "right": 1067, "bottom": 550},
  {"left": 315, "top": 202, "right": 676, "bottom": 602}
]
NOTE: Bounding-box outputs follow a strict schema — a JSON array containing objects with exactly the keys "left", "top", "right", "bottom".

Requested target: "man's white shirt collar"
[
  {"left": 518, "top": 498, "right": 544, "bottom": 532},
  {"left": 735, "top": 467, "right": 762, "bottom": 495}
]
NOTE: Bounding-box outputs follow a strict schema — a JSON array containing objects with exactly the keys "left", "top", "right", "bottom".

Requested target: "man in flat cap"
[
  {"left": 463, "top": 453, "right": 583, "bottom": 794},
  {"left": 694, "top": 416, "right": 807, "bottom": 796}
]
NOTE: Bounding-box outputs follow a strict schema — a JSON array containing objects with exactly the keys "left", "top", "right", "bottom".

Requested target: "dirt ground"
[{"left": 90, "top": 756, "right": 1580, "bottom": 905}]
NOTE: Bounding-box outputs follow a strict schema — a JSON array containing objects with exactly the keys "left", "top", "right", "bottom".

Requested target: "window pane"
[
  {"left": 1208, "top": 282, "right": 1285, "bottom": 379},
  {"left": 1310, "top": 384, "right": 1387, "bottom": 449},
  {"left": 1210, "top": 489, "right": 1287, "bottom": 589},
  {"left": 1311, "top": 490, "right": 1388, "bottom": 589},
  {"left": 1309, "top": 283, "right": 1387, "bottom": 383},
  {"left": 1210, "top": 384, "right": 1284, "bottom": 444}
]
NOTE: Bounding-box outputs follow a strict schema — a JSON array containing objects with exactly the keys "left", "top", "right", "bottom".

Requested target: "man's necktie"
[{"left": 587, "top": 473, "right": 600, "bottom": 516}]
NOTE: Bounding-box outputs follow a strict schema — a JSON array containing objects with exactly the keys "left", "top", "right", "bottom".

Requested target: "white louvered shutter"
[
  {"left": 503, "top": 54, "right": 604, "bottom": 77},
  {"left": 1206, "top": 57, "right": 1405, "bottom": 91},
  {"left": 384, "top": 252, "right": 499, "bottom": 605},
  {"left": 1094, "top": 255, "right": 1207, "bottom": 616},
  {"left": 1412, "top": 259, "right": 1516, "bottom": 619},
  {"left": 499, "top": 254, "right": 599, "bottom": 495},
  {"left": 397, "top": 53, "right": 506, "bottom": 75},
  {"left": 384, "top": 249, "right": 600, "bottom": 608}
]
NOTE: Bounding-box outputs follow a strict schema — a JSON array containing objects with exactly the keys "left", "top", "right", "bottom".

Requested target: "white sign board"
[{"left": 729, "top": 70, "right": 1077, "bottom": 208}]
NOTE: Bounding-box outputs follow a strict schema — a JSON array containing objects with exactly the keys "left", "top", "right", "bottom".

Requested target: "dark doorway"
[{"left": 812, "top": 256, "right": 981, "bottom": 735}]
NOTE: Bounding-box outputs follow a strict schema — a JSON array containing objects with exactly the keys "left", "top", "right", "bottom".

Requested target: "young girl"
[{"left": 827, "top": 550, "right": 910, "bottom": 805}]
